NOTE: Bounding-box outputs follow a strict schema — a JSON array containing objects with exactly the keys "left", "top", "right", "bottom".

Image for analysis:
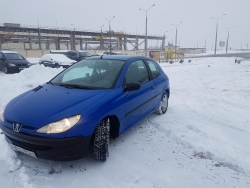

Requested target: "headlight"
[
  {"left": 8, "top": 63, "right": 16, "bottom": 66},
  {"left": 36, "top": 115, "right": 81, "bottom": 134},
  {"left": 0, "top": 106, "right": 6, "bottom": 122}
]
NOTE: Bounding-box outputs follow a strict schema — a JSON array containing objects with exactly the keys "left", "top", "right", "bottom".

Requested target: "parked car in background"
[
  {"left": 50, "top": 50, "right": 92, "bottom": 62},
  {"left": 104, "top": 51, "right": 123, "bottom": 55},
  {"left": 39, "top": 54, "right": 76, "bottom": 68},
  {"left": 0, "top": 55, "right": 170, "bottom": 161},
  {"left": 91, "top": 53, "right": 106, "bottom": 56},
  {"left": 0, "top": 50, "right": 29, "bottom": 74}
]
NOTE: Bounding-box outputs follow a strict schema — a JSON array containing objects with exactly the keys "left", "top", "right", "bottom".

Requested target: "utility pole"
[
  {"left": 105, "top": 16, "right": 115, "bottom": 53},
  {"left": 171, "top": 22, "right": 182, "bottom": 60},
  {"left": 37, "top": 21, "right": 41, "bottom": 50},
  {"left": 139, "top": 4, "right": 155, "bottom": 57},
  {"left": 211, "top": 14, "right": 226, "bottom": 56},
  {"left": 225, "top": 26, "right": 235, "bottom": 53}
]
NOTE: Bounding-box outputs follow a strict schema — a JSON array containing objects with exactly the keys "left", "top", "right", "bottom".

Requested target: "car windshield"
[
  {"left": 4, "top": 53, "right": 24, "bottom": 60},
  {"left": 50, "top": 59, "right": 125, "bottom": 89},
  {"left": 79, "top": 52, "right": 92, "bottom": 57}
]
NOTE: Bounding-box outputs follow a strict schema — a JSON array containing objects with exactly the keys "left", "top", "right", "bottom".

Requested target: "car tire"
[
  {"left": 156, "top": 92, "right": 168, "bottom": 115},
  {"left": 93, "top": 118, "right": 110, "bottom": 161},
  {"left": 40, "top": 62, "right": 47, "bottom": 67},
  {"left": 4, "top": 67, "right": 8, "bottom": 74}
]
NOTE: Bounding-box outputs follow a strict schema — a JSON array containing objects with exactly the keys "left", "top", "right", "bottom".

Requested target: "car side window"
[
  {"left": 0, "top": 53, "right": 3, "bottom": 59},
  {"left": 124, "top": 60, "right": 149, "bottom": 86},
  {"left": 72, "top": 52, "right": 79, "bottom": 57},
  {"left": 146, "top": 60, "right": 160, "bottom": 79},
  {"left": 66, "top": 52, "right": 71, "bottom": 56}
]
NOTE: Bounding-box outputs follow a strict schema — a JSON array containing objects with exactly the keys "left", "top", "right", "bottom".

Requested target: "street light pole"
[
  {"left": 71, "top": 24, "right": 75, "bottom": 32},
  {"left": 171, "top": 22, "right": 182, "bottom": 60},
  {"left": 123, "top": 28, "right": 127, "bottom": 54},
  {"left": 211, "top": 14, "right": 226, "bottom": 56},
  {"left": 105, "top": 16, "right": 115, "bottom": 53},
  {"left": 139, "top": 4, "right": 155, "bottom": 57},
  {"left": 56, "top": 21, "right": 59, "bottom": 37},
  {"left": 163, "top": 31, "right": 168, "bottom": 50},
  {"left": 225, "top": 26, "right": 235, "bottom": 54},
  {"left": 71, "top": 24, "right": 76, "bottom": 50},
  {"left": 37, "top": 21, "right": 41, "bottom": 50},
  {"left": 204, "top": 36, "right": 208, "bottom": 49},
  {"left": 100, "top": 25, "right": 104, "bottom": 50}
]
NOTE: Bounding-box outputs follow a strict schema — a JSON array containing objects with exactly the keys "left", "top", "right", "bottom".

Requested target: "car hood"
[{"left": 4, "top": 84, "right": 111, "bottom": 128}]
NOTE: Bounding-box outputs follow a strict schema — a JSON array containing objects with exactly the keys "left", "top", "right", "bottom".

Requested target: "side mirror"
[{"left": 124, "top": 82, "right": 141, "bottom": 92}]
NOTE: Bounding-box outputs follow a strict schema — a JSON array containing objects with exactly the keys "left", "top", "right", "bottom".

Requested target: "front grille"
[
  {"left": 16, "top": 64, "right": 27, "bottom": 67},
  {"left": 5, "top": 119, "right": 35, "bottom": 130},
  {"left": 6, "top": 135, "right": 53, "bottom": 151}
]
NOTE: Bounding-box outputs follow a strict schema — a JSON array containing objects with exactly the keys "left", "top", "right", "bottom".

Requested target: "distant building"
[{"left": 179, "top": 48, "right": 206, "bottom": 54}]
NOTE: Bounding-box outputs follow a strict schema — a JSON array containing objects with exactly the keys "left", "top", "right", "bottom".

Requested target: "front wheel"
[
  {"left": 156, "top": 92, "right": 168, "bottom": 115},
  {"left": 55, "top": 63, "right": 60, "bottom": 68},
  {"left": 93, "top": 118, "right": 110, "bottom": 161}
]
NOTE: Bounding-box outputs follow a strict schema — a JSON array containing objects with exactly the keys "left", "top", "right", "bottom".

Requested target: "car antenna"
[{"left": 100, "top": 49, "right": 108, "bottom": 59}]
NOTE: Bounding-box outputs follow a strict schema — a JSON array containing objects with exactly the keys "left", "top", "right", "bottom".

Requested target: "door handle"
[{"left": 151, "top": 86, "right": 154, "bottom": 90}]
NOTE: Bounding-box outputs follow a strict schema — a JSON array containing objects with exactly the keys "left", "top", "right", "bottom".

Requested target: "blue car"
[{"left": 0, "top": 55, "right": 170, "bottom": 161}]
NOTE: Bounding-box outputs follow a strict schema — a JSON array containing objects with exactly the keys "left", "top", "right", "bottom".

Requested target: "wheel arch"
[
  {"left": 165, "top": 88, "right": 170, "bottom": 98},
  {"left": 91, "top": 114, "right": 120, "bottom": 140}
]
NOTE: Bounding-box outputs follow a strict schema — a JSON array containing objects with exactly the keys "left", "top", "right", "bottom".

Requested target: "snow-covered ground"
[{"left": 0, "top": 57, "right": 250, "bottom": 188}]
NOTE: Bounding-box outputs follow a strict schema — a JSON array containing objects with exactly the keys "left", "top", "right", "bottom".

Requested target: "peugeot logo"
[{"left": 13, "top": 123, "right": 22, "bottom": 132}]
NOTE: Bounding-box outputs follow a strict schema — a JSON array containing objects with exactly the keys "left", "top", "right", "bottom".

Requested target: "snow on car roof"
[
  {"left": 77, "top": 50, "right": 88, "bottom": 52},
  {"left": 50, "top": 50, "right": 70, "bottom": 53},
  {"left": 1, "top": 50, "right": 18, "bottom": 54},
  {"left": 41, "top": 54, "right": 76, "bottom": 63}
]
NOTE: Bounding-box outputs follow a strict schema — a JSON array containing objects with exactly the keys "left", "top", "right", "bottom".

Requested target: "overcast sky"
[{"left": 1, "top": 0, "right": 249, "bottom": 49}]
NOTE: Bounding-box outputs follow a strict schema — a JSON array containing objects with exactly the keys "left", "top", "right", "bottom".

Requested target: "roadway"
[{"left": 187, "top": 52, "right": 250, "bottom": 60}]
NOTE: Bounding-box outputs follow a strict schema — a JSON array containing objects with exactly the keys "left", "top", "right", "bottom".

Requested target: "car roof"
[
  {"left": 43, "top": 54, "right": 67, "bottom": 58},
  {"left": 86, "top": 55, "right": 150, "bottom": 61}
]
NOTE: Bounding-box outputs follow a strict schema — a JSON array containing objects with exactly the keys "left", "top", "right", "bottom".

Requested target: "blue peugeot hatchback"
[{"left": 0, "top": 55, "right": 170, "bottom": 161}]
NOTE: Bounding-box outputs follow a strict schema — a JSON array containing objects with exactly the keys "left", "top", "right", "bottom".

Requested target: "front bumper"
[
  {"left": 0, "top": 123, "right": 92, "bottom": 161},
  {"left": 6, "top": 65, "right": 28, "bottom": 73}
]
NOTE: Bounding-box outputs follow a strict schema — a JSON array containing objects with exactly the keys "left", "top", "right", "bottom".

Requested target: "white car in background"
[{"left": 39, "top": 54, "right": 76, "bottom": 68}]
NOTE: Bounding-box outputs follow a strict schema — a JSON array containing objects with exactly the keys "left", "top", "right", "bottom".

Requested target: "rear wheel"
[
  {"left": 156, "top": 92, "right": 168, "bottom": 115},
  {"left": 4, "top": 67, "right": 8, "bottom": 74},
  {"left": 93, "top": 118, "right": 110, "bottom": 161}
]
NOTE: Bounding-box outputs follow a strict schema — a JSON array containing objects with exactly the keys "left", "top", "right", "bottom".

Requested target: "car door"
[
  {"left": 65, "top": 52, "right": 73, "bottom": 61},
  {"left": 119, "top": 59, "right": 156, "bottom": 132},
  {"left": 67, "top": 51, "right": 79, "bottom": 61},
  {"left": 145, "top": 59, "right": 165, "bottom": 108}
]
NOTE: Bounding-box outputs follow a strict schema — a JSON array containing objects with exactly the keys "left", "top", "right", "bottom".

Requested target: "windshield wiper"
[{"left": 58, "top": 83, "right": 94, "bottom": 90}]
